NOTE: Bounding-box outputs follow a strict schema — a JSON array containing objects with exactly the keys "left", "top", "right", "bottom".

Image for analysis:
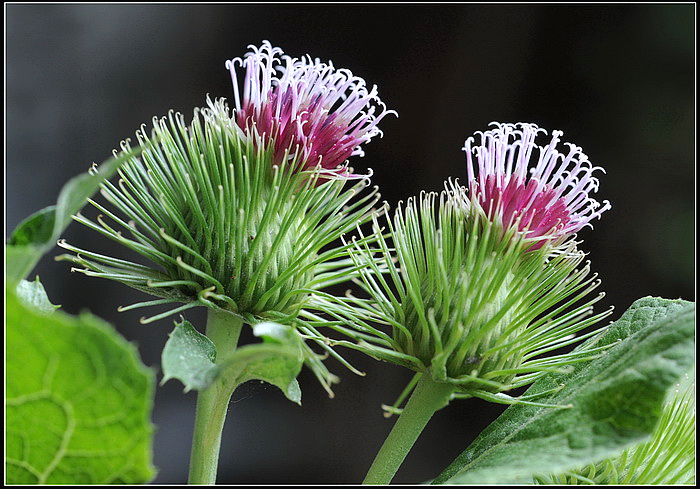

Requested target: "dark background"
[{"left": 6, "top": 3, "right": 695, "bottom": 484}]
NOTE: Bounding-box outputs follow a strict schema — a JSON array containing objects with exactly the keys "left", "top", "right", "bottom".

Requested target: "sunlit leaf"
[
  {"left": 15, "top": 276, "right": 61, "bottom": 314},
  {"left": 5, "top": 282, "right": 156, "bottom": 484}
]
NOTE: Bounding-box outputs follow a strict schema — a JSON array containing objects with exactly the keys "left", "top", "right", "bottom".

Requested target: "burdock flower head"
[
  {"left": 56, "top": 42, "right": 395, "bottom": 393},
  {"left": 314, "top": 122, "right": 612, "bottom": 406},
  {"left": 227, "top": 41, "right": 395, "bottom": 180}
]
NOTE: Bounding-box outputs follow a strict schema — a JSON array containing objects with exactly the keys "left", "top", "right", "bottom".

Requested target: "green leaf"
[
  {"left": 221, "top": 321, "right": 304, "bottom": 404},
  {"left": 161, "top": 319, "right": 218, "bottom": 392},
  {"left": 5, "top": 282, "right": 156, "bottom": 484},
  {"left": 161, "top": 319, "right": 304, "bottom": 404},
  {"left": 535, "top": 366, "right": 695, "bottom": 484},
  {"left": 6, "top": 146, "right": 142, "bottom": 283},
  {"left": 253, "top": 321, "right": 296, "bottom": 343},
  {"left": 432, "top": 297, "right": 695, "bottom": 484},
  {"left": 16, "top": 277, "right": 61, "bottom": 314},
  {"left": 7, "top": 206, "right": 57, "bottom": 247}
]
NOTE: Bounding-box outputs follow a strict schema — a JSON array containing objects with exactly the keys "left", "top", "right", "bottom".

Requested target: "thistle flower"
[
  {"left": 310, "top": 123, "right": 612, "bottom": 402},
  {"left": 463, "top": 122, "right": 611, "bottom": 250},
  {"left": 226, "top": 41, "right": 396, "bottom": 180},
  {"left": 56, "top": 45, "right": 395, "bottom": 393}
]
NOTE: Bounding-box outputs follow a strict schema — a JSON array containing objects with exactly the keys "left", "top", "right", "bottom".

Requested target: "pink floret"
[
  {"left": 464, "top": 122, "right": 610, "bottom": 248},
  {"left": 226, "top": 41, "right": 395, "bottom": 180}
]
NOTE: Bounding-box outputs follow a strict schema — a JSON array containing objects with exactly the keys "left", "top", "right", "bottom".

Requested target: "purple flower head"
[
  {"left": 463, "top": 122, "right": 611, "bottom": 249},
  {"left": 225, "top": 41, "right": 396, "bottom": 180}
]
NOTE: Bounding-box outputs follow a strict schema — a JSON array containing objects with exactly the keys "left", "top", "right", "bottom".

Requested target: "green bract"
[{"left": 312, "top": 183, "right": 612, "bottom": 401}]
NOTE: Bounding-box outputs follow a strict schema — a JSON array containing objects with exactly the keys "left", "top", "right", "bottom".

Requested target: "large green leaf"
[
  {"left": 432, "top": 297, "right": 695, "bottom": 484},
  {"left": 161, "top": 319, "right": 304, "bottom": 404},
  {"left": 6, "top": 146, "right": 141, "bottom": 283},
  {"left": 5, "top": 283, "right": 156, "bottom": 484}
]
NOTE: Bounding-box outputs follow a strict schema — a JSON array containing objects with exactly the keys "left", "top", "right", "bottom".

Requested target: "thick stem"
[
  {"left": 363, "top": 374, "right": 454, "bottom": 485},
  {"left": 188, "top": 309, "right": 244, "bottom": 484}
]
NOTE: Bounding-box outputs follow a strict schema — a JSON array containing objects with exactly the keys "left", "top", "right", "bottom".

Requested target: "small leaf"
[
  {"left": 432, "top": 297, "right": 695, "bottom": 484},
  {"left": 285, "top": 379, "right": 302, "bottom": 404},
  {"left": 160, "top": 319, "right": 305, "bottom": 404},
  {"left": 219, "top": 322, "right": 305, "bottom": 405},
  {"left": 6, "top": 236, "right": 53, "bottom": 289},
  {"left": 15, "top": 277, "right": 61, "bottom": 314},
  {"left": 161, "top": 319, "right": 218, "bottom": 392},
  {"left": 6, "top": 146, "right": 142, "bottom": 283},
  {"left": 253, "top": 321, "right": 295, "bottom": 343},
  {"left": 5, "top": 280, "right": 156, "bottom": 484}
]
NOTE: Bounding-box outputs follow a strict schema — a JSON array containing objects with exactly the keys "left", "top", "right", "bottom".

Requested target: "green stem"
[
  {"left": 188, "top": 308, "right": 244, "bottom": 484},
  {"left": 363, "top": 374, "right": 454, "bottom": 485}
]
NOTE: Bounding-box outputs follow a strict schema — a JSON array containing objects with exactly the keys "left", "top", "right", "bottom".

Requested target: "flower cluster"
[
  {"left": 58, "top": 41, "right": 395, "bottom": 318},
  {"left": 57, "top": 40, "right": 613, "bottom": 406},
  {"left": 462, "top": 122, "right": 610, "bottom": 249},
  {"left": 57, "top": 42, "right": 395, "bottom": 393},
  {"left": 226, "top": 41, "right": 395, "bottom": 179},
  {"left": 45, "top": 38, "right": 694, "bottom": 489}
]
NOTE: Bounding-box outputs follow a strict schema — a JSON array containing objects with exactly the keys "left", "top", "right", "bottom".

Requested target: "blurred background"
[{"left": 6, "top": 3, "right": 695, "bottom": 484}]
